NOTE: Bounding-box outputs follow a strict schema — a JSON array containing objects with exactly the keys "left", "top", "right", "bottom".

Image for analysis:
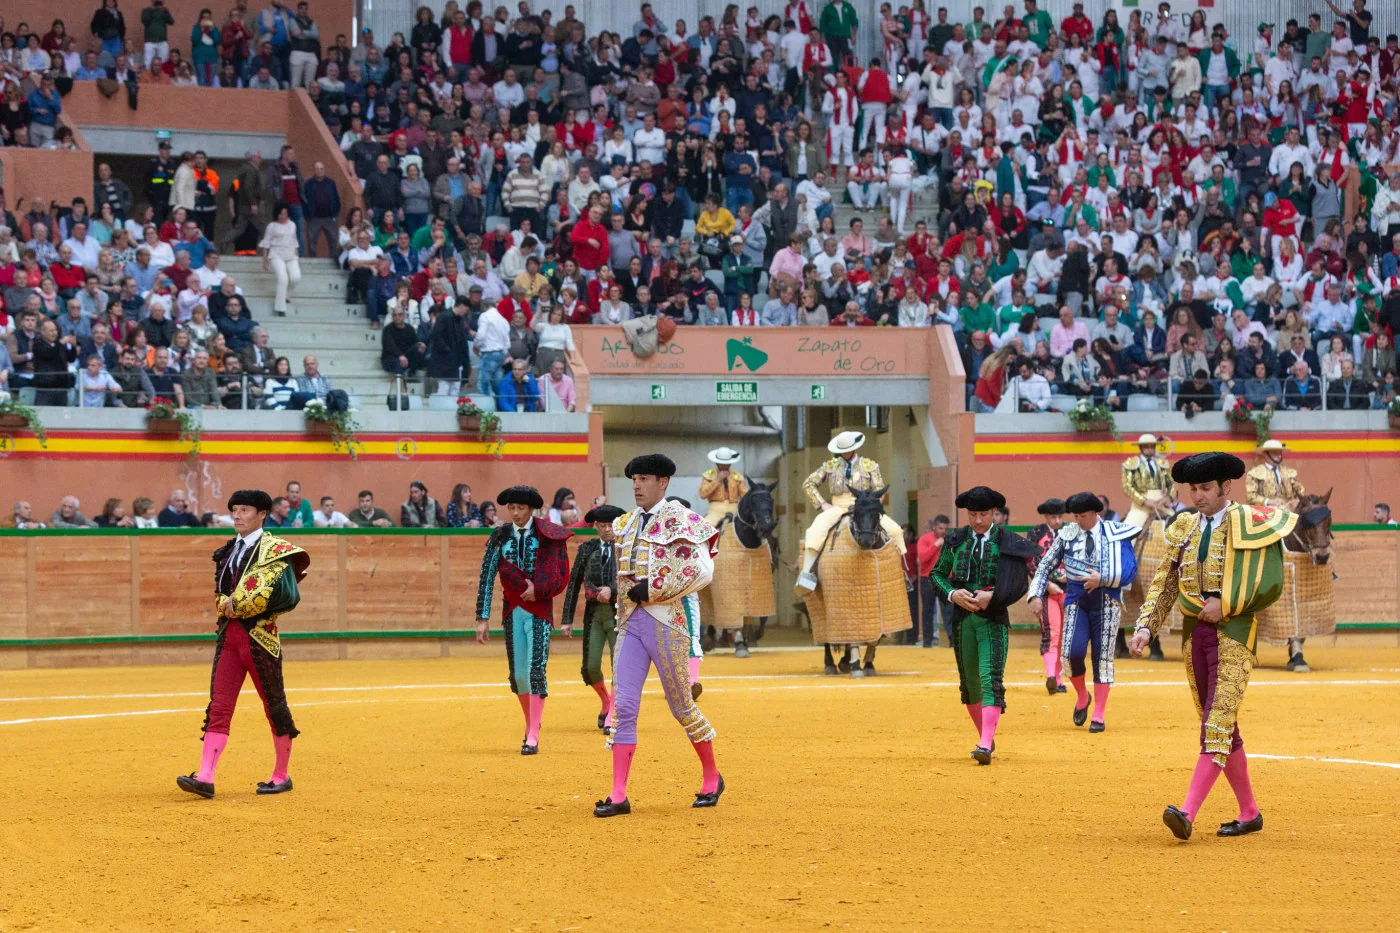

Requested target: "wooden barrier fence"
[{"left": 0, "top": 527, "right": 1396, "bottom": 668}]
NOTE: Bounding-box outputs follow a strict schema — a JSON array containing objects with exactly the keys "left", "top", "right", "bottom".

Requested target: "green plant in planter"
[
  {"left": 1065, "top": 399, "right": 1122, "bottom": 441},
  {"left": 303, "top": 399, "right": 364, "bottom": 460},
  {"left": 1388, "top": 396, "right": 1400, "bottom": 427},
  {"left": 0, "top": 390, "right": 48, "bottom": 447},
  {"left": 456, "top": 397, "right": 505, "bottom": 458},
  {"left": 146, "top": 397, "right": 201, "bottom": 461}
]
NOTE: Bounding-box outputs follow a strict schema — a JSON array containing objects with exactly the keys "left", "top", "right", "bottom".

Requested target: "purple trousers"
[{"left": 612, "top": 607, "right": 716, "bottom": 746}]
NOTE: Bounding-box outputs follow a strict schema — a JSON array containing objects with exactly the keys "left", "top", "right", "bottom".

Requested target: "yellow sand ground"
[{"left": 1, "top": 642, "right": 1398, "bottom": 932}]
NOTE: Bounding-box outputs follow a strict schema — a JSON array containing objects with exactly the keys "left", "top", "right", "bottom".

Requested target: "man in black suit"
[
  {"left": 1325, "top": 359, "right": 1371, "bottom": 410},
  {"left": 1276, "top": 333, "right": 1320, "bottom": 379},
  {"left": 1282, "top": 360, "right": 1323, "bottom": 410}
]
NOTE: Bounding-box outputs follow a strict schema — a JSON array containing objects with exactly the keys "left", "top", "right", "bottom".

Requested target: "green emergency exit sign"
[{"left": 716, "top": 380, "right": 759, "bottom": 403}]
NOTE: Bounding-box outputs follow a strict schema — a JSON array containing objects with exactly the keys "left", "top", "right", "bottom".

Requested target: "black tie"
[{"left": 1084, "top": 530, "right": 1095, "bottom": 561}]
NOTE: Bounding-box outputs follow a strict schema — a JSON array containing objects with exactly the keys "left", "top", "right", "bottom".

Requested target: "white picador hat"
[
  {"left": 828, "top": 431, "right": 866, "bottom": 455},
  {"left": 1256, "top": 439, "right": 1288, "bottom": 453},
  {"left": 707, "top": 446, "right": 741, "bottom": 465},
  {"left": 1137, "top": 433, "right": 1159, "bottom": 446}
]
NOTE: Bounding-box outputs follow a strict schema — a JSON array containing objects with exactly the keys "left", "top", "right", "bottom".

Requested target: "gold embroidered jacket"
[
  {"left": 1121, "top": 454, "right": 1175, "bottom": 507},
  {"left": 1135, "top": 503, "right": 1296, "bottom": 650},
  {"left": 212, "top": 533, "right": 310, "bottom": 658},
  {"left": 612, "top": 498, "right": 719, "bottom": 637},
  {"left": 697, "top": 467, "right": 749, "bottom": 506},
  {"left": 1244, "top": 463, "right": 1305, "bottom": 506},
  {"left": 803, "top": 455, "right": 884, "bottom": 510}
]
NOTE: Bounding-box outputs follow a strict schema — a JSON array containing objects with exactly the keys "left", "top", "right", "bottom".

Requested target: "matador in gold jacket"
[
  {"left": 1121, "top": 433, "right": 1175, "bottom": 528},
  {"left": 1131, "top": 452, "right": 1295, "bottom": 843},
  {"left": 796, "top": 430, "right": 904, "bottom": 592},
  {"left": 1245, "top": 439, "right": 1305, "bottom": 510},
  {"left": 178, "top": 489, "right": 310, "bottom": 800}
]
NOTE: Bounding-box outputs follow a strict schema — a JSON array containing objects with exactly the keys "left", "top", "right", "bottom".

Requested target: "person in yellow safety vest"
[
  {"left": 796, "top": 431, "right": 904, "bottom": 591},
  {"left": 697, "top": 447, "right": 749, "bottom": 525}
]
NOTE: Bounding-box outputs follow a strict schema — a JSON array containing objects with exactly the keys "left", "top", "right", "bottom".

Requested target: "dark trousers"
[{"left": 918, "top": 577, "right": 946, "bottom": 646}]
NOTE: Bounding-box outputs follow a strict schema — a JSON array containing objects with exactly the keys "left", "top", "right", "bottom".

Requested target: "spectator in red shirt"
[
  {"left": 915, "top": 514, "right": 951, "bottom": 647},
  {"left": 569, "top": 204, "right": 610, "bottom": 273},
  {"left": 1061, "top": 2, "right": 1093, "bottom": 43}
]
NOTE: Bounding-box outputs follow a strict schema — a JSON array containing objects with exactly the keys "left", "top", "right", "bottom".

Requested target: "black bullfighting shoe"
[
  {"left": 176, "top": 773, "right": 215, "bottom": 799},
  {"left": 1045, "top": 676, "right": 1058, "bottom": 695},
  {"left": 593, "top": 797, "right": 631, "bottom": 818},
  {"left": 1088, "top": 721, "right": 1106, "bottom": 733},
  {"left": 971, "top": 746, "right": 993, "bottom": 766},
  {"left": 597, "top": 712, "right": 608, "bottom": 731},
  {"left": 691, "top": 682, "right": 703, "bottom": 700},
  {"left": 1163, "top": 805, "right": 1193, "bottom": 841},
  {"left": 521, "top": 743, "right": 539, "bottom": 756},
  {"left": 692, "top": 774, "right": 726, "bottom": 808},
  {"left": 256, "top": 777, "right": 294, "bottom": 795},
  {"left": 1073, "top": 700, "right": 1091, "bottom": 727},
  {"left": 1217, "top": 813, "right": 1263, "bottom": 837},
  {"left": 1056, "top": 684, "right": 1067, "bottom": 693}
]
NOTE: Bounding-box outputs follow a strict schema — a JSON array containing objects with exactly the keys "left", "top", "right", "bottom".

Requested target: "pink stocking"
[
  {"left": 688, "top": 656, "right": 701, "bottom": 685},
  {"left": 1041, "top": 650, "right": 1057, "bottom": 679},
  {"left": 965, "top": 703, "right": 983, "bottom": 735},
  {"left": 526, "top": 695, "right": 545, "bottom": 746},
  {"left": 610, "top": 743, "right": 636, "bottom": 802},
  {"left": 1223, "top": 748, "right": 1260, "bottom": 821},
  {"left": 1071, "top": 675, "right": 1089, "bottom": 707},
  {"left": 1091, "top": 683, "right": 1110, "bottom": 724},
  {"left": 692, "top": 740, "right": 719, "bottom": 793},
  {"left": 270, "top": 734, "right": 293, "bottom": 783},
  {"left": 1181, "top": 753, "right": 1223, "bottom": 821},
  {"left": 196, "top": 732, "right": 228, "bottom": 783},
  {"left": 517, "top": 693, "right": 530, "bottom": 727},
  {"left": 590, "top": 681, "right": 611, "bottom": 715},
  {"left": 978, "top": 707, "right": 1001, "bottom": 749}
]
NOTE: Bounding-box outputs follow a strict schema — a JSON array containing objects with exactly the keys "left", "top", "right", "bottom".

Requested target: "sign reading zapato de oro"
[{"left": 715, "top": 381, "right": 759, "bottom": 403}]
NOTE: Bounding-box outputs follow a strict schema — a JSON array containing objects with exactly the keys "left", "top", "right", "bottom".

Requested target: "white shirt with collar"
[{"left": 222, "top": 527, "right": 264, "bottom": 587}]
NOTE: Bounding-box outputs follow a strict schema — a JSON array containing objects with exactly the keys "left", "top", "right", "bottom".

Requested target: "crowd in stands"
[
  {"left": 4, "top": 0, "right": 1400, "bottom": 414},
  {"left": 4, "top": 479, "right": 595, "bottom": 529}
]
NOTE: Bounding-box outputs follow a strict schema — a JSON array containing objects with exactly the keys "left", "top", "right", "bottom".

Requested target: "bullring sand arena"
[{"left": 2, "top": 639, "right": 1397, "bottom": 932}]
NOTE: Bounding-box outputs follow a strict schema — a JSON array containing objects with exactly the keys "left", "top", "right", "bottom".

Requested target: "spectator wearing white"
[
  {"left": 1308, "top": 282, "right": 1353, "bottom": 338},
  {"left": 492, "top": 66, "right": 526, "bottom": 110},
  {"left": 473, "top": 302, "right": 512, "bottom": 398},
  {"left": 822, "top": 73, "right": 858, "bottom": 174},
  {"left": 287, "top": 0, "right": 321, "bottom": 88},
  {"left": 885, "top": 144, "right": 915, "bottom": 235},
  {"left": 313, "top": 496, "right": 352, "bottom": 528},
  {"left": 260, "top": 204, "right": 301, "bottom": 317},
  {"left": 567, "top": 164, "right": 601, "bottom": 215},
  {"left": 1010, "top": 358, "right": 1052, "bottom": 411},
  {"left": 78, "top": 354, "right": 122, "bottom": 407},
  {"left": 63, "top": 222, "right": 101, "bottom": 271},
  {"left": 502, "top": 156, "right": 547, "bottom": 233},
  {"left": 897, "top": 290, "right": 930, "bottom": 327},
  {"left": 846, "top": 150, "right": 886, "bottom": 210},
  {"left": 1269, "top": 127, "right": 1314, "bottom": 181},
  {"left": 633, "top": 113, "right": 666, "bottom": 166},
  {"left": 193, "top": 250, "right": 229, "bottom": 293},
  {"left": 812, "top": 238, "right": 843, "bottom": 281}
]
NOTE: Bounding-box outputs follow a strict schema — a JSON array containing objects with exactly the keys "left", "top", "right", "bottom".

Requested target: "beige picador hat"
[
  {"left": 1136, "top": 433, "right": 1159, "bottom": 446},
  {"left": 1256, "top": 439, "right": 1288, "bottom": 453},
  {"left": 828, "top": 431, "right": 866, "bottom": 454},
  {"left": 707, "top": 447, "right": 741, "bottom": 465}
]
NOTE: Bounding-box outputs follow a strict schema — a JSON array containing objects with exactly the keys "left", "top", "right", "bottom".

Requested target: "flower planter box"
[
  {"left": 1389, "top": 413, "right": 1400, "bottom": 430},
  {"left": 146, "top": 418, "right": 182, "bottom": 434},
  {"left": 1071, "top": 419, "right": 1110, "bottom": 433},
  {"left": 458, "top": 414, "right": 481, "bottom": 432},
  {"left": 304, "top": 420, "right": 334, "bottom": 434},
  {"left": 1228, "top": 419, "right": 1259, "bottom": 437},
  {"left": 0, "top": 414, "right": 28, "bottom": 430}
]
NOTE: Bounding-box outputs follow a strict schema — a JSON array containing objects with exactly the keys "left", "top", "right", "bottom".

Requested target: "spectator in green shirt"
[
  {"left": 1022, "top": 0, "right": 1055, "bottom": 50},
  {"left": 348, "top": 490, "right": 395, "bottom": 527},
  {"left": 284, "top": 480, "right": 316, "bottom": 527},
  {"left": 140, "top": 0, "right": 175, "bottom": 68},
  {"left": 819, "top": 0, "right": 859, "bottom": 68}
]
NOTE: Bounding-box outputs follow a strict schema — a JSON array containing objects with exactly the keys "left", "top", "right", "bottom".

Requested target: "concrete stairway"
[{"left": 221, "top": 256, "right": 397, "bottom": 407}]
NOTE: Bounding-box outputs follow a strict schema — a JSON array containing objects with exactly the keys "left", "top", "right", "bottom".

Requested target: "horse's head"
[
  {"left": 1287, "top": 489, "right": 1334, "bottom": 565},
  {"left": 848, "top": 486, "right": 889, "bottom": 551},
  {"left": 739, "top": 481, "right": 778, "bottom": 538}
]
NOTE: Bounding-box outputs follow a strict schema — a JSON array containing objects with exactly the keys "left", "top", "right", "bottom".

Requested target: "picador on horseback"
[
  {"left": 698, "top": 448, "right": 779, "bottom": 658},
  {"left": 795, "top": 431, "right": 909, "bottom": 677}
]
